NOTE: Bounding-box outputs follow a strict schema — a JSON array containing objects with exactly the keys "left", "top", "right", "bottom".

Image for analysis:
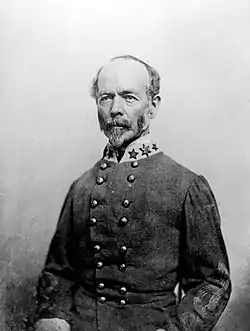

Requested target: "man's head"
[{"left": 91, "top": 55, "right": 161, "bottom": 149}]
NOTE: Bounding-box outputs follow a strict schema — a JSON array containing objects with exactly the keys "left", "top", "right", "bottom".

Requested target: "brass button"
[
  {"left": 119, "top": 217, "right": 128, "bottom": 226},
  {"left": 100, "top": 162, "right": 108, "bottom": 170},
  {"left": 127, "top": 174, "right": 135, "bottom": 183},
  {"left": 94, "top": 244, "right": 101, "bottom": 252},
  {"left": 119, "top": 263, "right": 126, "bottom": 271},
  {"left": 122, "top": 199, "right": 130, "bottom": 208},
  {"left": 120, "top": 299, "right": 126, "bottom": 306},
  {"left": 120, "top": 245, "right": 127, "bottom": 255},
  {"left": 90, "top": 217, "right": 97, "bottom": 226},
  {"left": 120, "top": 286, "right": 127, "bottom": 294},
  {"left": 131, "top": 161, "right": 139, "bottom": 168},
  {"left": 99, "top": 296, "right": 106, "bottom": 303},
  {"left": 98, "top": 283, "right": 105, "bottom": 290},
  {"left": 96, "top": 177, "right": 104, "bottom": 185},
  {"left": 91, "top": 200, "right": 98, "bottom": 208},
  {"left": 96, "top": 261, "right": 103, "bottom": 269}
]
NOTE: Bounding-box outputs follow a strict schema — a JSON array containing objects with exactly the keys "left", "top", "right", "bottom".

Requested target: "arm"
[
  {"left": 174, "top": 175, "right": 231, "bottom": 330},
  {"left": 35, "top": 182, "right": 77, "bottom": 330}
]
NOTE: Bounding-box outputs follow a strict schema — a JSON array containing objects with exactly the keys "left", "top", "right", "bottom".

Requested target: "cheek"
[
  {"left": 97, "top": 109, "right": 108, "bottom": 130},
  {"left": 98, "top": 107, "right": 108, "bottom": 121},
  {"left": 126, "top": 103, "right": 149, "bottom": 125}
]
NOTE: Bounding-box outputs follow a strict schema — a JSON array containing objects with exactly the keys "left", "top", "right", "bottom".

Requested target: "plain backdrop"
[{"left": 0, "top": 0, "right": 249, "bottom": 330}]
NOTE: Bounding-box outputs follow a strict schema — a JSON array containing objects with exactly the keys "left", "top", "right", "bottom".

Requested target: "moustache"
[{"left": 106, "top": 118, "right": 131, "bottom": 128}]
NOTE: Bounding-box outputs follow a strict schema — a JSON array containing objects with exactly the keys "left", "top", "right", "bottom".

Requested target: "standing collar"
[{"left": 102, "top": 134, "right": 161, "bottom": 163}]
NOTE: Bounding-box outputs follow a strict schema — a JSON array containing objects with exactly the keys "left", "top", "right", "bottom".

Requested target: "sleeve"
[
  {"left": 173, "top": 175, "right": 231, "bottom": 331},
  {"left": 36, "top": 182, "right": 77, "bottom": 325}
]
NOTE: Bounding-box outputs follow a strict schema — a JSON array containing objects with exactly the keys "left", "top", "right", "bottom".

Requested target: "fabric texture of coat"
[{"left": 36, "top": 134, "right": 231, "bottom": 331}]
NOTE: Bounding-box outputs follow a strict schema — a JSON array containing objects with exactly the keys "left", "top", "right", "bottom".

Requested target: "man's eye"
[
  {"left": 99, "top": 95, "right": 113, "bottom": 105},
  {"left": 102, "top": 96, "right": 111, "bottom": 101},
  {"left": 124, "top": 95, "right": 137, "bottom": 102}
]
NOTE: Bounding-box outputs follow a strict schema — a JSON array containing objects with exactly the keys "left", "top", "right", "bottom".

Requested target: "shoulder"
[
  {"left": 160, "top": 153, "right": 196, "bottom": 177},
  {"left": 155, "top": 152, "right": 199, "bottom": 190},
  {"left": 157, "top": 153, "right": 218, "bottom": 214},
  {"left": 69, "top": 160, "right": 102, "bottom": 195},
  {"left": 160, "top": 155, "right": 217, "bottom": 205}
]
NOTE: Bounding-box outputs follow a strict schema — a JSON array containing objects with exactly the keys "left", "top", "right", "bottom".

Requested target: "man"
[{"left": 35, "top": 55, "right": 231, "bottom": 331}]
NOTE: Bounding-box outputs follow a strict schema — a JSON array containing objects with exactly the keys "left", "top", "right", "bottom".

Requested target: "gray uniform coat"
[{"left": 36, "top": 135, "right": 231, "bottom": 331}]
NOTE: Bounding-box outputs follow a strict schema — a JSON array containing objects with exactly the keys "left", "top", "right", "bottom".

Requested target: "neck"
[{"left": 112, "top": 127, "right": 150, "bottom": 162}]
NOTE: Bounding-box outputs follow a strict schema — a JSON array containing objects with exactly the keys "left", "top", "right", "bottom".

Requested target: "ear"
[{"left": 148, "top": 95, "right": 161, "bottom": 119}]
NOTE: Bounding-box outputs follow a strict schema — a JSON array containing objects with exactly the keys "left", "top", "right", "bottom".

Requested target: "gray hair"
[{"left": 91, "top": 55, "right": 161, "bottom": 101}]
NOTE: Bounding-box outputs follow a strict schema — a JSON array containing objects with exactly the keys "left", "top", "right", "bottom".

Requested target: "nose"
[{"left": 110, "top": 96, "right": 124, "bottom": 117}]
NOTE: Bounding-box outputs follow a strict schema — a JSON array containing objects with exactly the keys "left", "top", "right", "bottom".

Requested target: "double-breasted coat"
[{"left": 36, "top": 134, "right": 231, "bottom": 331}]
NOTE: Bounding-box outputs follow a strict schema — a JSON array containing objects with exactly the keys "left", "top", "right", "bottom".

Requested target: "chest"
[{"left": 73, "top": 160, "right": 184, "bottom": 258}]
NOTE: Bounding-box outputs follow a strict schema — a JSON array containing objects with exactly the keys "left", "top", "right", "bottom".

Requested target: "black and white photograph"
[{"left": 0, "top": 1, "right": 249, "bottom": 330}]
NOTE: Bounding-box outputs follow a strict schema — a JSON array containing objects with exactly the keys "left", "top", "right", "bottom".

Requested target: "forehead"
[{"left": 98, "top": 59, "right": 150, "bottom": 94}]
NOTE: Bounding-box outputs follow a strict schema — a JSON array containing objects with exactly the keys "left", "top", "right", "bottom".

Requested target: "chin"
[
  {"left": 109, "top": 135, "right": 127, "bottom": 148},
  {"left": 108, "top": 129, "right": 135, "bottom": 148},
  {"left": 110, "top": 140, "right": 124, "bottom": 148}
]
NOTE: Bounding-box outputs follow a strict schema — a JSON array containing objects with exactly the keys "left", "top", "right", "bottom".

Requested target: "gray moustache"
[{"left": 106, "top": 120, "right": 131, "bottom": 128}]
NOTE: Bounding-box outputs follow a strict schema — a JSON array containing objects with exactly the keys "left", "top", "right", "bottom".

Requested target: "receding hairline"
[
  {"left": 101, "top": 55, "right": 153, "bottom": 79},
  {"left": 91, "top": 54, "right": 161, "bottom": 100}
]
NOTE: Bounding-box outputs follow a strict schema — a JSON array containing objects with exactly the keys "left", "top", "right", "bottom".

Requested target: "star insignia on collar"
[
  {"left": 128, "top": 148, "right": 139, "bottom": 159},
  {"left": 139, "top": 144, "right": 151, "bottom": 157},
  {"left": 152, "top": 143, "right": 158, "bottom": 151}
]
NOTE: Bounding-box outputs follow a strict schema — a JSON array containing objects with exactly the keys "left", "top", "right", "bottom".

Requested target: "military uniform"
[{"left": 36, "top": 134, "right": 231, "bottom": 331}]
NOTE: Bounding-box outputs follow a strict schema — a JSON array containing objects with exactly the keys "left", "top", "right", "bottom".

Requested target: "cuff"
[{"left": 35, "top": 318, "right": 71, "bottom": 331}]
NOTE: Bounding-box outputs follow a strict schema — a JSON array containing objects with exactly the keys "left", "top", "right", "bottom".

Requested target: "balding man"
[{"left": 35, "top": 55, "right": 231, "bottom": 331}]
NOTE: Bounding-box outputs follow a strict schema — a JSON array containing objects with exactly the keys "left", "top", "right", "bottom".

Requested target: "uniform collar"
[{"left": 102, "top": 134, "right": 161, "bottom": 163}]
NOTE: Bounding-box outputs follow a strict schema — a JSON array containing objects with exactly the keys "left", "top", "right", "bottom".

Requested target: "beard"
[
  {"left": 108, "top": 126, "right": 129, "bottom": 147},
  {"left": 98, "top": 113, "right": 146, "bottom": 148}
]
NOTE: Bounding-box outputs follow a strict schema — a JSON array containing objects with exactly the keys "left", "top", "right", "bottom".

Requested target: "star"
[
  {"left": 128, "top": 148, "right": 139, "bottom": 159},
  {"left": 152, "top": 143, "right": 158, "bottom": 151},
  {"left": 139, "top": 144, "right": 152, "bottom": 157}
]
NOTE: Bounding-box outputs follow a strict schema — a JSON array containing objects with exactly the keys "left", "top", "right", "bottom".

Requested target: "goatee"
[
  {"left": 108, "top": 126, "right": 128, "bottom": 148},
  {"left": 98, "top": 113, "right": 147, "bottom": 148}
]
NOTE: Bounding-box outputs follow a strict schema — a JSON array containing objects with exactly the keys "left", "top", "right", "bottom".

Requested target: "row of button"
[
  {"left": 99, "top": 297, "right": 127, "bottom": 305},
  {"left": 90, "top": 216, "right": 128, "bottom": 226},
  {"left": 96, "top": 261, "right": 126, "bottom": 271},
  {"left": 90, "top": 199, "right": 131, "bottom": 209},
  {"left": 97, "top": 283, "right": 127, "bottom": 294},
  {"left": 94, "top": 160, "right": 134, "bottom": 306},
  {"left": 98, "top": 285, "right": 127, "bottom": 305},
  {"left": 93, "top": 244, "right": 127, "bottom": 254},
  {"left": 96, "top": 174, "right": 136, "bottom": 186},
  {"left": 100, "top": 161, "right": 139, "bottom": 170}
]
